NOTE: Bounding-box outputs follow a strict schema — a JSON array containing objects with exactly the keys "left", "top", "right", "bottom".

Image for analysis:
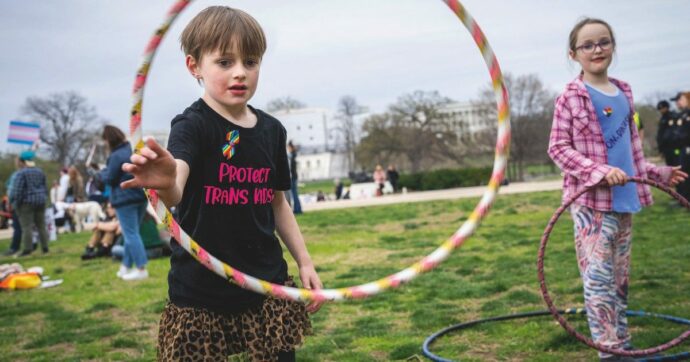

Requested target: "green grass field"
[{"left": 0, "top": 189, "right": 688, "bottom": 361}]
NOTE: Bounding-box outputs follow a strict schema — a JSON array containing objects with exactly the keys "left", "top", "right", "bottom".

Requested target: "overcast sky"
[{"left": 1, "top": 0, "right": 689, "bottom": 153}]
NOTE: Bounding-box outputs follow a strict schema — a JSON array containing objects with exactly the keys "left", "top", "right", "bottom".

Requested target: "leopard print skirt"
[{"left": 157, "top": 279, "right": 312, "bottom": 361}]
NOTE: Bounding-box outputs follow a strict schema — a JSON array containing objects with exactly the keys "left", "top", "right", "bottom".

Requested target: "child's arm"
[
  {"left": 644, "top": 163, "right": 687, "bottom": 186},
  {"left": 121, "top": 137, "right": 190, "bottom": 208},
  {"left": 272, "top": 190, "right": 323, "bottom": 313},
  {"left": 548, "top": 95, "right": 614, "bottom": 186}
]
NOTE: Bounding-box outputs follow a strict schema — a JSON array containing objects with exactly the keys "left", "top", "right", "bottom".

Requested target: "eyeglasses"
[{"left": 575, "top": 39, "right": 614, "bottom": 53}]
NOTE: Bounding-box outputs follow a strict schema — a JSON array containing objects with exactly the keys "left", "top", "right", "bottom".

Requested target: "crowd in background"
[
  {"left": 1, "top": 125, "right": 170, "bottom": 282},
  {"left": 0, "top": 92, "right": 687, "bottom": 263}
]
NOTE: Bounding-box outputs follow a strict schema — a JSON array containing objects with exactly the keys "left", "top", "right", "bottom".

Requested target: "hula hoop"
[
  {"left": 537, "top": 176, "right": 690, "bottom": 356},
  {"left": 128, "top": 0, "right": 511, "bottom": 302},
  {"left": 422, "top": 308, "right": 690, "bottom": 362}
]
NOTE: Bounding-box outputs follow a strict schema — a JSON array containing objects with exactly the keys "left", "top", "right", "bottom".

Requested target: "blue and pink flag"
[{"left": 8, "top": 120, "right": 40, "bottom": 145}]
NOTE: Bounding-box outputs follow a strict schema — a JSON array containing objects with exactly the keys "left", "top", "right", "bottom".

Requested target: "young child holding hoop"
[
  {"left": 548, "top": 18, "right": 687, "bottom": 361},
  {"left": 122, "top": 6, "right": 322, "bottom": 361}
]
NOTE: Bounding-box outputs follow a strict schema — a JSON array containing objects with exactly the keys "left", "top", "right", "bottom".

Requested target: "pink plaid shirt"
[{"left": 548, "top": 75, "right": 672, "bottom": 211}]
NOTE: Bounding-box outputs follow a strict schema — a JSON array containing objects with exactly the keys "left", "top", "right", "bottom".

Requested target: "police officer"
[
  {"left": 656, "top": 100, "right": 679, "bottom": 166},
  {"left": 670, "top": 92, "right": 690, "bottom": 201}
]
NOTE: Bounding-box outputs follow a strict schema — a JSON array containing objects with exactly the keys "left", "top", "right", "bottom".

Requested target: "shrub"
[{"left": 398, "top": 167, "right": 492, "bottom": 191}]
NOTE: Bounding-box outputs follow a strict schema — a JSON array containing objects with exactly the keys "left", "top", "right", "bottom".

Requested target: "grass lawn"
[{"left": 0, "top": 189, "right": 688, "bottom": 361}]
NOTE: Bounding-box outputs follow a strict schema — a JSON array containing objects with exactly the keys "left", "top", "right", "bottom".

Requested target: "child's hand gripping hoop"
[
  {"left": 128, "top": 0, "right": 511, "bottom": 302},
  {"left": 537, "top": 176, "right": 690, "bottom": 357}
]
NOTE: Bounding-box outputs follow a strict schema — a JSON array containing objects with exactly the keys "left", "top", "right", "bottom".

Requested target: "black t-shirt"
[{"left": 166, "top": 99, "right": 292, "bottom": 314}]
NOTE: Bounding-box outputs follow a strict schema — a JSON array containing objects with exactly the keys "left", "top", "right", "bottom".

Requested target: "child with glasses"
[
  {"left": 548, "top": 18, "right": 687, "bottom": 362},
  {"left": 122, "top": 6, "right": 322, "bottom": 361}
]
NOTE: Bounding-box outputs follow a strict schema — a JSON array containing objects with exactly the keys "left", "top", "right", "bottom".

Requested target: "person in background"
[
  {"left": 334, "top": 178, "right": 344, "bottom": 200},
  {"left": 11, "top": 151, "right": 50, "bottom": 257},
  {"left": 85, "top": 162, "right": 107, "bottom": 204},
  {"left": 288, "top": 141, "right": 303, "bottom": 214},
  {"left": 100, "top": 125, "right": 149, "bottom": 281},
  {"left": 373, "top": 164, "right": 386, "bottom": 196},
  {"left": 656, "top": 100, "right": 679, "bottom": 167},
  {"left": 81, "top": 202, "right": 119, "bottom": 260},
  {"left": 386, "top": 164, "right": 400, "bottom": 193},
  {"left": 0, "top": 196, "right": 8, "bottom": 229},
  {"left": 68, "top": 166, "right": 87, "bottom": 203},
  {"left": 3, "top": 159, "right": 22, "bottom": 256},
  {"left": 56, "top": 167, "right": 68, "bottom": 203},
  {"left": 670, "top": 91, "right": 690, "bottom": 201}
]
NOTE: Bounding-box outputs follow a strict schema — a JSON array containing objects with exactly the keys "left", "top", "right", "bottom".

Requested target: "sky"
[{"left": 1, "top": 0, "right": 689, "bottom": 153}]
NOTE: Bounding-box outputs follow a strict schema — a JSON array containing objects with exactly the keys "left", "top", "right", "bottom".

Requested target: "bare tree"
[
  {"left": 356, "top": 90, "right": 457, "bottom": 173},
  {"left": 475, "top": 73, "right": 555, "bottom": 181},
  {"left": 21, "top": 91, "right": 103, "bottom": 166},
  {"left": 265, "top": 96, "right": 306, "bottom": 113},
  {"left": 334, "top": 95, "right": 366, "bottom": 172}
]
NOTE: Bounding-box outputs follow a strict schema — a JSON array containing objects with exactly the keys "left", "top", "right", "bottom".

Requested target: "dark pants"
[
  {"left": 290, "top": 180, "right": 302, "bottom": 214},
  {"left": 18, "top": 204, "right": 49, "bottom": 253},
  {"left": 9, "top": 210, "right": 22, "bottom": 252},
  {"left": 678, "top": 147, "right": 690, "bottom": 201}
]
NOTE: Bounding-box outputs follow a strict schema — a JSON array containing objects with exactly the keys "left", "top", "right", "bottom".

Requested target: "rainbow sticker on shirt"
[
  {"left": 222, "top": 130, "right": 240, "bottom": 160},
  {"left": 602, "top": 107, "right": 613, "bottom": 117}
]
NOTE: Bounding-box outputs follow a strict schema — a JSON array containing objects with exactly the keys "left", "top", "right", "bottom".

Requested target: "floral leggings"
[{"left": 571, "top": 204, "right": 633, "bottom": 358}]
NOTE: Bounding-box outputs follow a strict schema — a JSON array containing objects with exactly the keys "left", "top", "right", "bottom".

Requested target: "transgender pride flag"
[{"left": 8, "top": 120, "right": 40, "bottom": 145}]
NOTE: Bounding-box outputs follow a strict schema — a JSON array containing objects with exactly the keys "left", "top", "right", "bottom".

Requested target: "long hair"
[{"left": 102, "top": 125, "right": 126, "bottom": 151}]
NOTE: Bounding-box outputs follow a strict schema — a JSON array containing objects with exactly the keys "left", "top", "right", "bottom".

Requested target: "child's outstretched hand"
[
  {"left": 121, "top": 137, "right": 177, "bottom": 191},
  {"left": 299, "top": 264, "right": 323, "bottom": 313},
  {"left": 669, "top": 166, "right": 688, "bottom": 186},
  {"left": 605, "top": 167, "right": 628, "bottom": 186}
]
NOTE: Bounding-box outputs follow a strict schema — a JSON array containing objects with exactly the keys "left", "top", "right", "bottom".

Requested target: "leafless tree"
[
  {"left": 265, "top": 96, "right": 306, "bottom": 113},
  {"left": 334, "top": 95, "right": 366, "bottom": 172},
  {"left": 21, "top": 91, "right": 103, "bottom": 166},
  {"left": 475, "top": 73, "right": 555, "bottom": 181},
  {"left": 356, "top": 90, "right": 457, "bottom": 173}
]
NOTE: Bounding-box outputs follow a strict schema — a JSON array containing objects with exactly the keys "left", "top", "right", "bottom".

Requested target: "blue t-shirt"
[{"left": 586, "top": 82, "right": 641, "bottom": 213}]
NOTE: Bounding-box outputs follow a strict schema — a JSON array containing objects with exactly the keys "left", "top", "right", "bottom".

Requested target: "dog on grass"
[{"left": 66, "top": 201, "right": 105, "bottom": 232}]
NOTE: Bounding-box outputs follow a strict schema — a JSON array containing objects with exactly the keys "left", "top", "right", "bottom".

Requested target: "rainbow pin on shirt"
[
  {"left": 602, "top": 107, "right": 613, "bottom": 117},
  {"left": 222, "top": 130, "right": 240, "bottom": 160}
]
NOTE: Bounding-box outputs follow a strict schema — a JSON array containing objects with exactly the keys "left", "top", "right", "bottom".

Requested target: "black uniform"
[
  {"left": 676, "top": 109, "right": 690, "bottom": 200},
  {"left": 656, "top": 110, "right": 680, "bottom": 166}
]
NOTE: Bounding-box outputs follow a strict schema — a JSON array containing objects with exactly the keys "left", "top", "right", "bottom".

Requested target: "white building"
[
  {"left": 438, "top": 101, "right": 492, "bottom": 139},
  {"left": 270, "top": 108, "right": 335, "bottom": 153},
  {"left": 269, "top": 108, "right": 368, "bottom": 181},
  {"left": 296, "top": 152, "right": 349, "bottom": 181}
]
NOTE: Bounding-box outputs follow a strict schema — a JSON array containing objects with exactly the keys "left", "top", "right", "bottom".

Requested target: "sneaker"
[
  {"left": 81, "top": 247, "right": 97, "bottom": 260},
  {"left": 121, "top": 269, "right": 149, "bottom": 281},
  {"left": 42, "top": 247, "right": 49, "bottom": 254},
  {"left": 2, "top": 249, "right": 17, "bottom": 256},
  {"left": 116, "top": 265, "right": 130, "bottom": 278},
  {"left": 14, "top": 250, "right": 32, "bottom": 258}
]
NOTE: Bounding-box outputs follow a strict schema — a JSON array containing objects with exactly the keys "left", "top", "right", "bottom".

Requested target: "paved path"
[
  {"left": 302, "top": 179, "right": 562, "bottom": 212},
  {"left": 0, "top": 179, "right": 563, "bottom": 241}
]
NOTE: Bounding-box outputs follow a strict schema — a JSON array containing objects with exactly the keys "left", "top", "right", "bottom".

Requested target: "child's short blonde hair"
[{"left": 180, "top": 6, "right": 266, "bottom": 61}]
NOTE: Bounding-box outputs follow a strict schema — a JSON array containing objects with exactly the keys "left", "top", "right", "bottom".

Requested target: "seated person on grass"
[{"left": 81, "top": 202, "right": 120, "bottom": 260}]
